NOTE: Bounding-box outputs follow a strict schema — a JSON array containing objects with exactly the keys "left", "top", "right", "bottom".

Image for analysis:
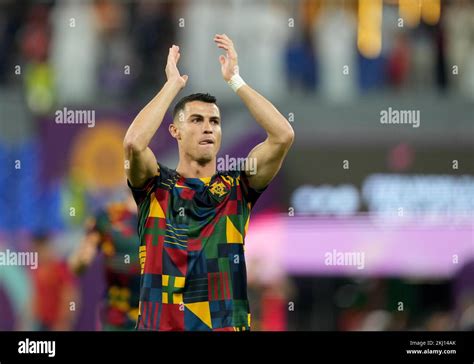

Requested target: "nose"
[{"left": 203, "top": 119, "right": 213, "bottom": 134}]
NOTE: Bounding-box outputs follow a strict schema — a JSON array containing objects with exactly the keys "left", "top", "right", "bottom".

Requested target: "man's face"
[{"left": 170, "top": 101, "right": 222, "bottom": 165}]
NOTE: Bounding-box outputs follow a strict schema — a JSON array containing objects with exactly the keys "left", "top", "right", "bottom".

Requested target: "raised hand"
[
  {"left": 214, "top": 34, "right": 239, "bottom": 82},
  {"left": 165, "top": 45, "right": 188, "bottom": 88}
]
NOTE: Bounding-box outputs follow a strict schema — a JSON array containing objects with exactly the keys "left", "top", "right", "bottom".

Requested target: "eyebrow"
[{"left": 188, "top": 114, "right": 220, "bottom": 121}]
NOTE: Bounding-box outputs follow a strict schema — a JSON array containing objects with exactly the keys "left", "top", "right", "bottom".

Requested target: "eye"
[{"left": 211, "top": 119, "right": 220, "bottom": 125}]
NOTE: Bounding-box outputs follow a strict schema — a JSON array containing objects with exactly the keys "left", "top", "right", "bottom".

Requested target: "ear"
[{"left": 169, "top": 122, "right": 180, "bottom": 140}]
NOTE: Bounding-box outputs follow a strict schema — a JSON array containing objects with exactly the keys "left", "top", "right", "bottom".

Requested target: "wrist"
[
  {"left": 166, "top": 78, "right": 185, "bottom": 90},
  {"left": 227, "top": 74, "right": 246, "bottom": 92}
]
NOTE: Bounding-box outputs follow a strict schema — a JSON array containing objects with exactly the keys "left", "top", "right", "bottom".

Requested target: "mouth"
[{"left": 199, "top": 138, "right": 215, "bottom": 146}]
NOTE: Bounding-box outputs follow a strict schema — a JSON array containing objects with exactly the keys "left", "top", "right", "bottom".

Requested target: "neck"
[
  {"left": 176, "top": 158, "right": 216, "bottom": 179},
  {"left": 125, "top": 195, "right": 137, "bottom": 212}
]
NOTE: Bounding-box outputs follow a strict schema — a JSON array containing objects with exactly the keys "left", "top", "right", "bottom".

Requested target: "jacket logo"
[{"left": 209, "top": 181, "right": 228, "bottom": 197}]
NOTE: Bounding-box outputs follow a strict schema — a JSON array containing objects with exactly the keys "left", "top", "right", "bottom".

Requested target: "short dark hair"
[{"left": 172, "top": 93, "right": 217, "bottom": 121}]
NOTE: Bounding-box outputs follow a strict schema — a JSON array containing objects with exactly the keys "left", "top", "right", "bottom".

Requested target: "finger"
[
  {"left": 214, "top": 38, "right": 230, "bottom": 46},
  {"left": 215, "top": 40, "right": 230, "bottom": 50},
  {"left": 219, "top": 55, "right": 226, "bottom": 65},
  {"left": 216, "top": 42, "right": 231, "bottom": 48},
  {"left": 214, "top": 36, "right": 228, "bottom": 44},
  {"left": 214, "top": 37, "right": 230, "bottom": 46},
  {"left": 215, "top": 33, "right": 231, "bottom": 42},
  {"left": 215, "top": 39, "right": 236, "bottom": 57},
  {"left": 168, "top": 46, "right": 177, "bottom": 63},
  {"left": 167, "top": 54, "right": 175, "bottom": 66},
  {"left": 221, "top": 34, "right": 233, "bottom": 45},
  {"left": 221, "top": 45, "right": 236, "bottom": 60}
]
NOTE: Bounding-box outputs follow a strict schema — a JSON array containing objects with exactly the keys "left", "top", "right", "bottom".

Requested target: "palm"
[
  {"left": 220, "top": 52, "right": 238, "bottom": 81},
  {"left": 166, "top": 45, "right": 188, "bottom": 87},
  {"left": 214, "top": 34, "right": 239, "bottom": 82}
]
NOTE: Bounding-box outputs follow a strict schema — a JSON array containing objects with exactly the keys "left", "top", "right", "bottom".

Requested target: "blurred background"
[{"left": 0, "top": 0, "right": 473, "bottom": 331}]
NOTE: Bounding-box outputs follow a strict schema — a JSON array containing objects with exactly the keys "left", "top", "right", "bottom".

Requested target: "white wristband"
[{"left": 228, "top": 74, "right": 246, "bottom": 92}]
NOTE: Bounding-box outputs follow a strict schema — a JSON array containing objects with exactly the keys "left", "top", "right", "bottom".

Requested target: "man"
[
  {"left": 31, "top": 231, "right": 78, "bottom": 331},
  {"left": 69, "top": 192, "right": 141, "bottom": 330},
  {"left": 123, "top": 34, "right": 294, "bottom": 331}
]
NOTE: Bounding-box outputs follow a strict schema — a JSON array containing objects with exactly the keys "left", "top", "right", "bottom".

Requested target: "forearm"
[
  {"left": 213, "top": 33, "right": 293, "bottom": 144},
  {"left": 68, "top": 233, "right": 100, "bottom": 275},
  {"left": 124, "top": 80, "right": 182, "bottom": 151},
  {"left": 236, "top": 84, "right": 294, "bottom": 144},
  {"left": 68, "top": 253, "right": 87, "bottom": 275}
]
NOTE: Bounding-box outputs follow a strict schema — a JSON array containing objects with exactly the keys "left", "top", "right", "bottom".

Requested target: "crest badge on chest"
[{"left": 208, "top": 180, "right": 229, "bottom": 202}]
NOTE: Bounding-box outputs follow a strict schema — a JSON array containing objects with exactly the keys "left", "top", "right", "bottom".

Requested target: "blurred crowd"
[{"left": 0, "top": 0, "right": 474, "bottom": 115}]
